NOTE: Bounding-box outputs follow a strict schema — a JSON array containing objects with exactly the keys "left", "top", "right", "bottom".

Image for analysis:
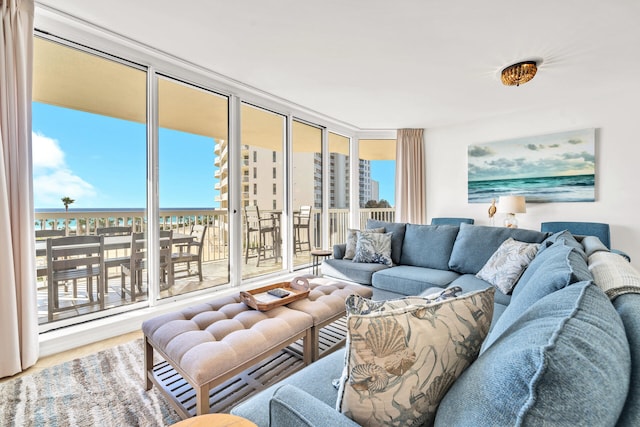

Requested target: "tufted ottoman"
[
  {"left": 142, "top": 295, "right": 314, "bottom": 418},
  {"left": 289, "top": 276, "right": 373, "bottom": 360},
  {"left": 142, "top": 277, "right": 373, "bottom": 418}
]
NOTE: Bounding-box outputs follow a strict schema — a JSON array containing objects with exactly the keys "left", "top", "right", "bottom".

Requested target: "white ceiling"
[{"left": 35, "top": 0, "right": 640, "bottom": 130}]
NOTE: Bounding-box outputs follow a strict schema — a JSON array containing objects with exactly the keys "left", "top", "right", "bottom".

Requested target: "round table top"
[
  {"left": 310, "top": 249, "right": 332, "bottom": 256},
  {"left": 171, "top": 414, "right": 257, "bottom": 427}
]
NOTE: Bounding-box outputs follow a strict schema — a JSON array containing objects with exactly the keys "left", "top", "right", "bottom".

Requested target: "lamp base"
[{"left": 504, "top": 213, "right": 518, "bottom": 228}]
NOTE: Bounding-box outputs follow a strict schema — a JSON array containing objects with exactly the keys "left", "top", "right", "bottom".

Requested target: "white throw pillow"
[{"left": 476, "top": 237, "right": 540, "bottom": 294}]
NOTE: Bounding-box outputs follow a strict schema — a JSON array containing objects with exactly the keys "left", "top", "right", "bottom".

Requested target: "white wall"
[{"left": 425, "top": 85, "right": 640, "bottom": 267}]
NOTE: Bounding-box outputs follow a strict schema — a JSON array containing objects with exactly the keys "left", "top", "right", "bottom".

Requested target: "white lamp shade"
[{"left": 498, "top": 195, "right": 526, "bottom": 214}]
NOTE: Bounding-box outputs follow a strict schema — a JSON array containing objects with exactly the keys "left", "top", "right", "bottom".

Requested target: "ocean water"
[{"left": 468, "top": 174, "right": 595, "bottom": 203}]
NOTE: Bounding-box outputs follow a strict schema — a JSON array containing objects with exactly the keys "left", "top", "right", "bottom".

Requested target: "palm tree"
[
  {"left": 61, "top": 196, "right": 75, "bottom": 212},
  {"left": 61, "top": 196, "right": 75, "bottom": 235}
]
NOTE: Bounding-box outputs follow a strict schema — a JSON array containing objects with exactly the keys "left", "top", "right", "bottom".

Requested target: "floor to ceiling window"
[
  {"left": 292, "top": 120, "right": 323, "bottom": 268},
  {"left": 240, "top": 103, "right": 286, "bottom": 279},
  {"left": 359, "top": 139, "right": 397, "bottom": 226},
  {"left": 33, "top": 36, "right": 147, "bottom": 325},
  {"left": 328, "top": 132, "right": 350, "bottom": 246},
  {"left": 157, "top": 76, "right": 230, "bottom": 299}
]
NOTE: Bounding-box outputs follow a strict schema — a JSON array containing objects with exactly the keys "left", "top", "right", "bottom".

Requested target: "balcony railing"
[{"left": 35, "top": 207, "right": 395, "bottom": 265}]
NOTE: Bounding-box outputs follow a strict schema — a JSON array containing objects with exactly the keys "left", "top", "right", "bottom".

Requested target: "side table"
[{"left": 310, "top": 249, "right": 332, "bottom": 275}]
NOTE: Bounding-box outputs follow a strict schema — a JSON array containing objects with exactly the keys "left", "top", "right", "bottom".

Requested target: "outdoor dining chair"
[
  {"left": 35, "top": 229, "right": 66, "bottom": 288},
  {"left": 244, "top": 205, "right": 277, "bottom": 266},
  {"left": 97, "top": 226, "right": 133, "bottom": 279},
  {"left": 120, "top": 230, "right": 173, "bottom": 302},
  {"left": 294, "top": 205, "right": 312, "bottom": 255},
  {"left": 46, "top": 234, "right": 105, "bottom": 321},
  {"left": 171, "top": 224, "right": 207, "bottom": 281}
]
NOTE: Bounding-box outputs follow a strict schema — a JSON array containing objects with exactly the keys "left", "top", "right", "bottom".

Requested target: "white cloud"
[
  {"left": 32, "top": 131, "right": 96, "bottom": 206},
  {"left": 32, "top": 132, "right": 65, "bottom": 170}
]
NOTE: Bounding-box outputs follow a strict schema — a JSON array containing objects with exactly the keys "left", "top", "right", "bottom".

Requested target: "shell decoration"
[
  {"left": 365, "top": 317, "right": 408, "bottom": 358},
  {"left": 384, "top": 346, "right": 417, "bottom": 376},
  {"left": 349, "top": 363, "right": 389, "bottom": 393}
]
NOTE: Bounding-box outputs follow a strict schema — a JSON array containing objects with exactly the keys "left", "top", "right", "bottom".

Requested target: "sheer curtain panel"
[
  {"left": 0, "top": 0, "right": 38, "bottom": 378},
  {"left": 395, "top": 128, "right": 425, "bottom": 224}
]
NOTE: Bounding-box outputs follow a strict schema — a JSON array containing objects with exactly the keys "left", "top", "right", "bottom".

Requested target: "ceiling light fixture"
[{"left": 501, "top": 61, "right": 537, "bottom": 86}]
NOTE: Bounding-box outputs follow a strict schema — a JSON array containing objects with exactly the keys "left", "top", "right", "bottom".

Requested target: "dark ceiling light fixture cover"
[{"left": 501, "top": 61, "right": 538, "bottom": 86}]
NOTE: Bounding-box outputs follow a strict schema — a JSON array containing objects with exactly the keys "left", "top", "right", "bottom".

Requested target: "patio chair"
[
  {"left": 35, "top": 229, "right": 65, "bottom": 287},
  {"left": 121, "top": 230, "right": 173, "bottom": 301},
  {"left": 294, "top": 205, "right": 312, "bottom": 255},
  {"left": 97, "top": 226, "right": 133, "bottom": 280},
  {"left": 171, "top": 224, "right": 207, "bottom": 281},
  {"left": 46, "top": 235, "right": 105, "bottom": 321},
  {"left": 244, "top": 205, "right": 277, "bottom": 266}
]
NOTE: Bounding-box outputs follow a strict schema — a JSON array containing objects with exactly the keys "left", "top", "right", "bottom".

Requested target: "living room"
[{"left": 2, "top": 1, "right": 640, "bottom": 425}]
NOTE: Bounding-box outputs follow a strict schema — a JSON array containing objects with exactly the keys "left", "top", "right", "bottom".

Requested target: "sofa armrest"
[
  {"left": 269, "top": 384, "right": 359, "bottom": 427},
  {"left": 333, "top": 243, "right": 347, "bottom": 260}
]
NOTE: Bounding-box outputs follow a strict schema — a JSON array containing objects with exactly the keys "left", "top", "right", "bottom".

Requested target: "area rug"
[{"left": 0, "top": 339, "right": 181, "bottom": 427}]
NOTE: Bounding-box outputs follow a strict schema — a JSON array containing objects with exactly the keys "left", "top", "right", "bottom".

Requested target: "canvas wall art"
[{"left": 468, "top": 128, "right": 595, "bottom": 203}]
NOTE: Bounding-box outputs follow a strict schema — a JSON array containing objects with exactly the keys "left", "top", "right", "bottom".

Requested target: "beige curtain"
[
  {"left": 395, "top": 128, "right": 425, "bottom": 224},
  {"left": 0, "top": 0, "right": 38, "bottom": 378}
]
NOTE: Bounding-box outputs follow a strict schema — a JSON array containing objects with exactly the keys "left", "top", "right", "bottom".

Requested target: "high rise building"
[{"left": 215, "top": 140, "right": 372, "bottom": 209}]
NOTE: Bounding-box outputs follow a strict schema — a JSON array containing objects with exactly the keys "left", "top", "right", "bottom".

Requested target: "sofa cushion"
[
  {"left": 321, "top": 258, "right": 389, "bottom": 286},
  {"left": 399, "top": 224, "right": 459, "bottom": 270},
  {"left": 371, "top": 265, "right": 459, "bottom": 296},
  {"left": 540, "top": 229, "right": 586, "bottom": 260},
  {"left": 352, "top": 231, "right": 393, "bottom": 266},
  {"left": 482, "top": 242, "right": 591, "bottom": 351},
  {"left": 476, "top": 238, "right": 540, "bottom": 294},
  {"left": 337, "top": 288, "right": 494, "bottom": 427},
  {"left": 435, "top": 282, "right": 631, "bottom": 427},
  {"left": 613, "top": 293, "right": 640, "bottom": 425},
  {"left": 448, "top": 223, "right": 548, "bottom": 275},
  {"left": 366, "top": 220, "right": 406, "bottom": 265},
  {"left": 344, "top": 227, "right": 384, "bottom": 260}
]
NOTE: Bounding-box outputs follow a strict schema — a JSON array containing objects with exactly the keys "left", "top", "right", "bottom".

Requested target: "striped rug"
[
  {"left": 1, "top": 318, "right": 348, "bottom": 426},
  {"left": 0, "top": 340, "right": 181, "bottom": 427}
]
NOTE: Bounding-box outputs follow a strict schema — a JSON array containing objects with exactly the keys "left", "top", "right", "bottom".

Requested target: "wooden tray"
[{"left": 240, "top": 277, "right": 310, "bottom": 311}]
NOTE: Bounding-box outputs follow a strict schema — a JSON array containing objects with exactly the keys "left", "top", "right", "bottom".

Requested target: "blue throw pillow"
[
  {"left": 435, "top": 282, "right": 631, "bottom": 427},
  {"left": 448, "top": 223, "right": 548, "bottom": 275},
  {"left": 399, "top": 224, "right": 459, "bottom": 270}
]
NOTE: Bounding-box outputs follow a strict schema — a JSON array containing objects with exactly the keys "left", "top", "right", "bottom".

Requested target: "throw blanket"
[{"left": 588, "top": 251, "right": 640, "bottom": 299}]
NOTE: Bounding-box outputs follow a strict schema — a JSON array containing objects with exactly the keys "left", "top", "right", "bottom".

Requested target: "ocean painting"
[{"left": 468, "top": 129, "right": 595, "bottom": 203}]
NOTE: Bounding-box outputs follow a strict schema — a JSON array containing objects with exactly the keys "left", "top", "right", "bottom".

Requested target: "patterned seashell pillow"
[
  {"left": 352, "top": 231, "right": 393, "bottom": 267},
  {"left": 336, "top": 287, "right": 495, "bottom": 427},
  {"left": 344, "top": 227, "right": 385, "bottom": 260},
  {"left": 476, "top": 237, "right": 541, "bottom": 295}
]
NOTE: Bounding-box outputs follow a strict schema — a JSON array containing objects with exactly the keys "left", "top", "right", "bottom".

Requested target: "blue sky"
[{"left": 32, "top": 102, "right": 395, "bottom": 209}]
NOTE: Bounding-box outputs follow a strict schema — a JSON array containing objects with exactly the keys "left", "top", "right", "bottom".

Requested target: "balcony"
[{"left": 34, "top": 207, "right": 393, "bottom": 326}]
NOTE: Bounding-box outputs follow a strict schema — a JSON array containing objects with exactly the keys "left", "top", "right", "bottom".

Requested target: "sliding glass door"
[{"left": 157, "top": 76, "right": 230, "bottom": 299}]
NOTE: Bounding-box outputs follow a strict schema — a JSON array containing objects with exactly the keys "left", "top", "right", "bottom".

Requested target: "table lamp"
[{"left": 498, "top": 195, "right": 526, "bottom": 228}]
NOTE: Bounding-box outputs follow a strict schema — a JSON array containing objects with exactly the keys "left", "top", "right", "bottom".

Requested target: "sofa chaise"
[{"left": 231, "top": 221, "right": 640, "bottom": 426}]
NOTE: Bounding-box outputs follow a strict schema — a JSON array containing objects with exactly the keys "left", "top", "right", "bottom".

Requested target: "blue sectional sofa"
[{"left": 232, "top": 221, "right": 640, "bottom": 426}]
